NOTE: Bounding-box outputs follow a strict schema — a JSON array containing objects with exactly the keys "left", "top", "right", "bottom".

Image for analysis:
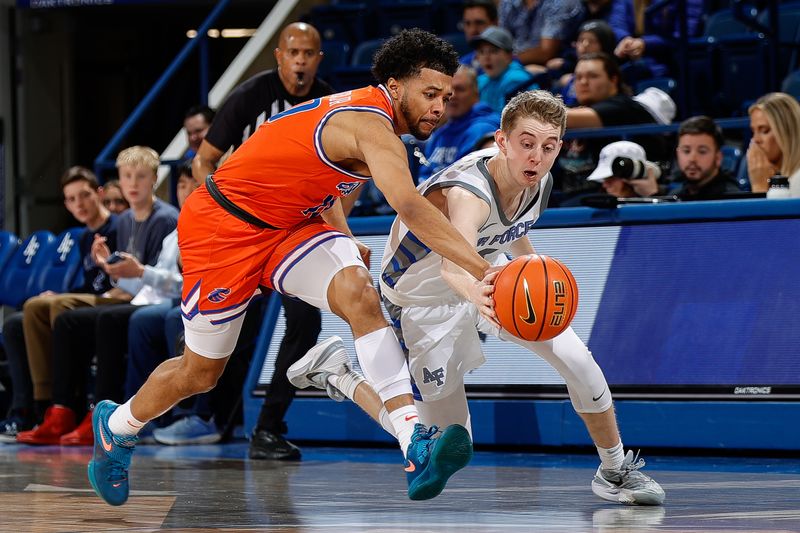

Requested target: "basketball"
[{"left": 493, "top": 254, "right": 578, "bottom": 341}]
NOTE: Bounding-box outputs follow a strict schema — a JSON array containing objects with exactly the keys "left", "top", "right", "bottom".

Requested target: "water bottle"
[{"left": 766, "top": 174, "right": 791, "bottom": 199}]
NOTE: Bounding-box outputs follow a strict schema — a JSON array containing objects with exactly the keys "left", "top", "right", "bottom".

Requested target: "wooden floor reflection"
[{"left": 2, "top": 442, "right": 800, "bottom": 532}]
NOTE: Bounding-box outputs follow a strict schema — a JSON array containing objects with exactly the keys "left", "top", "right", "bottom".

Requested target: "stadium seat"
[
  {"left": 318, "top": 40, "right": 351, "bottom": 82},
  {"left": 781, "top": 69, "right": 800, "bottom": 101},
  {"left": 720, "top": 145, "right": 742, "bottom": 176},
  {"left": 438, "top": 0, "right": 464, "bottom": 35},
  {"left": 0, "top": 230, "right": 57, "bottom": 309},
  {"left": 635, "top": 77, "right": 677, "bottom": 98},
  {"left": 35, "top": 227, "right": 86, "bottom": 295},
  {"left": 704, "top": 6, "right": 760, "bottom": 38},
  {"left": 757, "top": 1, "right": 800, "bottom": 78},
  {"left": 328, "top": 66, "right": 377, "bottom": 92},
  {"left": 308, "top": 4, "right": 370, "bottom": 46},
  {"left": 350, "top": 38, "right": 385, "bottom": 66},
  {"left": 0, "top": 230, "right": 20, "bottom": 280},
  {"left": 376, "top": 0, "right": 436, "bottom": 37},
  {"left": 440, "top": 32, "right": 470, "bottom": 56}
]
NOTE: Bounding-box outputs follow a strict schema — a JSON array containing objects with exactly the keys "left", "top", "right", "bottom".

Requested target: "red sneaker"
[
  {"left": 60, "top": 410, "right": 94, "bottom": 446},
  {"left": 17, "top": 405, "right": 76, "bottom": 445}
]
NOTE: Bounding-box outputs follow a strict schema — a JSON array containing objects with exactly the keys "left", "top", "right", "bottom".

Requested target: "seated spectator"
[
  {"left": 746, "top": 92, "right": 800, "bottom": 196},
  {"left": 48, "top": 164, "right": 196, "bottom": 446},
  {"left": 417, "top": 65, "right": 501, "bottom": 182},
  {"left": 548, "top": 20, "right": 617, "bottom": 106},
  {"left": 183, "top": 105, "right": 215, "bottom": 161},
  {"left": 556, "top": 52, "right": 663, "bottom": 202},
  {"left": 579, "top": 0, "right": 635, "bottom": 43},
  {"left": 672, "top": 116, "right": 741, "bottom": 201},
  {"left": 614, "top": 0, "right": 703, "bottom": 78},
  {"left": 459, "top": 0, "right": 499, "bottom": 74},
  {"left": 498, "top": 0, "right": 584, "bottom": 68},
  {"left": 16, "top": 146, "right": 179, "bottom": 446},
  {"left": 101, "top": 179, "right": 129, "bottom": 214},
  {"left": 0, "top": 166, "right": 121, "bottom": 441},
  {"left": 585, "top": 140, "right": 661, "bottom": 198},
  {"left": 472, "top": 26, "right": 536, "bottom": 114}
]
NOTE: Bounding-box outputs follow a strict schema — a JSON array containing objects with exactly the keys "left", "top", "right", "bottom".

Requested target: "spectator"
[
  {"left": 472, "top": 26, "right": 535, "bottom": 114},
  {"left": 746, "top": 92, "right": 800, "bottom": 196},
  {"left": 549, "top": 20, "right": 617, "bottom": 105},
  {"left": 586, "top": 140, "right": 661, "bottom": 198},
  {"left": 614, "top": 0, "right": 703, "bottom": 78},
  {"left": 101, "top": 179, "right": 129, "bottom": 214},
  {"left": 418, "top": 65, "right": 501, "bottom": 182},
  {"left": 0, "top": 166, "right": 121, "bottom": 442},
  {"left": 459, "top": 0, "right": 499, "bottom": 73},
  {"left": 50, "top": 164, "right": 197, "bottom": 446},
  {"left": 556, "top": 52, "right": 662, "bottom": 203},
  {"left": 16, "top": 146, "right": 179, "bottom": 445},
  {"left": 192, "top": 21, "right": 334, "bottom": 461},
  {"left": 579, "top": 0, "right": 635, "bottom": 43},
  {"left": 673, "top": 116, "right": 740, "bottom": 201},
  {"left": 183, "top": 105, "right": 215, "bottom": 161},
  {"left": 498, "top": 0, "right": 584, "bottom": 68}
]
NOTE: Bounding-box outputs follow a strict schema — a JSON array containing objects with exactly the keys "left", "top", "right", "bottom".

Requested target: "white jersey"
[{"left": 379, "top": 147, "right": 552, "bottom": 307}]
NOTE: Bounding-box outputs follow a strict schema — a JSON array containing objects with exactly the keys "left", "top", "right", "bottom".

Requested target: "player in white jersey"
[{"left": 289, "top": 90, "right": 664, "bottom": 506}]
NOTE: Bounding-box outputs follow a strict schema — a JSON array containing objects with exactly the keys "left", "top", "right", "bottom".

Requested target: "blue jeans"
[{"left": 124, "top": 302, "right": 179, "bottom": 401}]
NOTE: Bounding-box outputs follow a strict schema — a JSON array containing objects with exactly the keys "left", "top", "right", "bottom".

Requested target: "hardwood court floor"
[{"left": 1, "top": 441, "right": 800, "bottom": 532}]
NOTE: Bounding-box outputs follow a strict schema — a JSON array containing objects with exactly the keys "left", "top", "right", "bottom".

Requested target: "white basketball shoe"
[
  {"left": 287, "top": 336, "right": 351, "bottom": 402},
  {"left": 591, "top": 450, "right": 666, "bottom": 505}
]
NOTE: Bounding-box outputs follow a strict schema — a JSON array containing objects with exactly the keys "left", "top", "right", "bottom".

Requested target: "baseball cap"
[
  {"left": 586, "top": 141, "right": 647, "bottom": 182},
  {"left": 470, "top": 26, "right": 514, "bottom": 52},
  {"left": 633, "top": 87, "right": 676, "bottom": 125}
]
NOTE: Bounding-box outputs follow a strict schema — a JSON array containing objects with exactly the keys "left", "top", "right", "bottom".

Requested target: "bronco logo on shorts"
[{"left": 207, "top": 287, "right": 231, "bottom": 303}]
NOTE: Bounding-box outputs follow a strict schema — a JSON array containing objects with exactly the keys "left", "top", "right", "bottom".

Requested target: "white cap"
[
  {"left": 633, "top": 87, "right": 676, "bottom": 125},
  {"left": 586, "top": 141, "right": 647, "bottom": 182}
]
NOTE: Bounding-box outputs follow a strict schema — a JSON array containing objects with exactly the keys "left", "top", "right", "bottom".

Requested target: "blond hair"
[
  {"left": 748, "top": 93, "right": 800, "bottom": 176},
  {"left": 116, "top": 146, "right": 160, "bottom": 174},
  {"left": 501, "top": 90, "right": 567, "bottom": 138}
]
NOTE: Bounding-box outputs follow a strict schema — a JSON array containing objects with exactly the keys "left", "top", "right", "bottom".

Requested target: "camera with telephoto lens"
[{"left": 611, "top": 156, "right": 649, "bottom": 180}]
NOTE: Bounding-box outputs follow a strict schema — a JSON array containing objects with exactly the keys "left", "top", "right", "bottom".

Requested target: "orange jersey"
[{"left": 211, "top": 85, "right": 395, "bottom": 228}]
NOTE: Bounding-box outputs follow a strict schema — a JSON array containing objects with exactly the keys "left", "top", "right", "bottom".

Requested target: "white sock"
[
  {"left": 597, "top": 441, "right": 625, "bottom": 470},
  {"left": 327, "top": 370, "right": 365, "bottom": 401},
  {"left": 108, "top": 398, "right": 146, "bottom": 437},
  {"left": 353, "top": 327, "right": 412, "bottom": 402},
  {"left": 389, "top": 404, "right": 420, "bottom": 457},
  {"left": 378, "top": 407, "right": 396, "bottom": 437}
]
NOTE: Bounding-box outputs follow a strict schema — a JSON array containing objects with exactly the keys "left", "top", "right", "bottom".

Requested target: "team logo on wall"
[{"left": 207, "top": 287, "right": 231, "bottom": 303}]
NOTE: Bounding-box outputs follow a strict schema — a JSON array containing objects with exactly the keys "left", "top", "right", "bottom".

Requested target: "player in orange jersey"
[{"left": 88, "top": 29, "right": 499, "bottom": 506}]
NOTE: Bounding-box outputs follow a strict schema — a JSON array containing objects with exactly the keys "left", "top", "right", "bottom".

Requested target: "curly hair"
[{"left": 371, "top": 29, "right": 460, "bottom": 84}]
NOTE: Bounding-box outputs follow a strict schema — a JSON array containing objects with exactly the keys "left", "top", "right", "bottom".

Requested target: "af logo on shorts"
[
  {"left": 207, "top": 288, "right": 231, "bottom": 303},
  {"left": 422, "top": 366, "right": 445, "bottom": 387}
]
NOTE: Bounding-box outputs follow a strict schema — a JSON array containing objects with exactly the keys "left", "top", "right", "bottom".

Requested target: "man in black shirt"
[
  {"left": 673, "top": 115, "right": 740, "bottom": 201},
  {"left": 192, "top": 22, "right": 333, "bottom": 461},
  {"left": 556, "top": 52, "right": 662, "bottom": 204}
]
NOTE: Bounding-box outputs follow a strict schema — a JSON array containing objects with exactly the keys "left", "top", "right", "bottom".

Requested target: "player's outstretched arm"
[
  {"left": 356, "top": 118, "right": 491, "bottom": 280},
  {"left": 439, "top": 187, "right": 499, "bottom": 326}
]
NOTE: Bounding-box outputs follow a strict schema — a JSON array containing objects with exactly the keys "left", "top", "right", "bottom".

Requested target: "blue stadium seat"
[
  {"left": 635, "top": 77, "right": 677, "bottom": 98},
  {"left": 720, "top": 145, "right": 742, "bottom": 176},
  {"left": 376, "top": 0, "right": 436, "bottom": 37},
  {"left": 328, "top": 66, "right": 377, "bottom": 91},
  {"left": 757, "top": 1, "right": 800, "bottom": 78},
  {"left": 0, "top": 230, "right": 20, "bottom": 279},
  {"left": 308, "top": 4, "right": 370, "bottom": 46},
  {"left": 781, "top": 69, "right": 800, "bottom": 101},
  {"left": 350, "top": 38, "right": 385, "bottom": 66},
  {"left": 704, "top": 6, "right": 760, "bottom": 38},
  {"left": 35, "top": 227, "right": 86, "bottom": 295},
  {"left": 0, "top": 230, "right": 57, "bottom": 308},
  {"left": 318, "top": 40, "right": 351, "bottom": 82},
  {"left": 440, "top": 32, "right": 470, "bottom": 56}
]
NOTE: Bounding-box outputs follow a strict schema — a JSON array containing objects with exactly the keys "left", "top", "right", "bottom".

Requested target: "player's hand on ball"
[{"left": 472, "top": 270, "right": 500, "bottom": 329}]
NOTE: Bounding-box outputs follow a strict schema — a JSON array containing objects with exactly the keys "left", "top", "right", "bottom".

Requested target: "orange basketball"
[{"left": 493, "top": 254, "right": 579, "bottom": 341}]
